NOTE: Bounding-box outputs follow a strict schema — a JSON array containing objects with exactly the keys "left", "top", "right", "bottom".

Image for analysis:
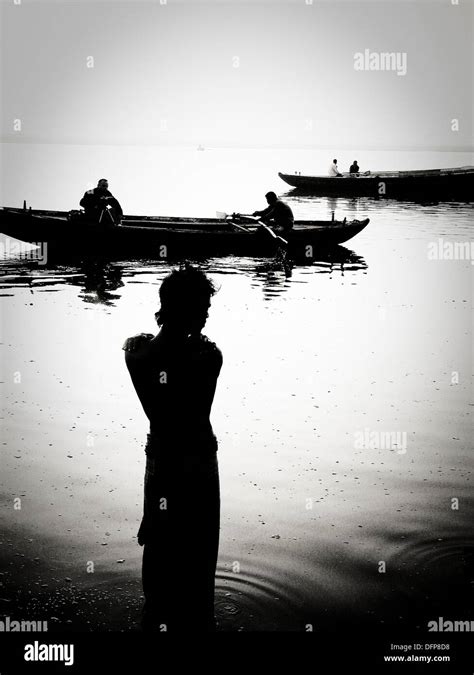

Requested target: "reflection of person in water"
[
  {"left": 79, "top": 260, "right": 124, "bottom": 305},
  {"left": 122, "top": 264, "right": 222, "bottom": 632}
]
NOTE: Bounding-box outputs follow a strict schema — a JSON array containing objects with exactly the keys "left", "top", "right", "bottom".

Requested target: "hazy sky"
[{"left": 1, "top": 0, "right": 472, "bottom": 149}]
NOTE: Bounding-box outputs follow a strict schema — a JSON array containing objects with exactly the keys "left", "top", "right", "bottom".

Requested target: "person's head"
[
  {"left": 155, "top": 263, "right": 217, "bottom": 336},
  {"left": 265, "top": 191, "right": 278, "bottom": 205},
  {"left": 353, "top": 160, "right": 358, "bottom": 165},
  {"left": 333, "top": 159, "right": 338, "bottom": 165},
  {"left": 97, "top": 178, "right": 109, "bottom": 191}
]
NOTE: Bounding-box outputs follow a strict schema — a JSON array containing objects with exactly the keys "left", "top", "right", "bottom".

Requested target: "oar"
[
  {"left": 216, "top": 211, "right": 252, "bottom": 233},
  {"left": 239, "top": 214, "right": 288, "bottom": 246}
]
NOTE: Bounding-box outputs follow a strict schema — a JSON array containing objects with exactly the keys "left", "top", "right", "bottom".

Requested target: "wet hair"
[
  {"left": 155, "top": 262, "right": 217, "bottom": 326},
  {"left": 265, "top": 191, "right": 277, "bottom": 202},
  {"left": 98, "top": 178, "right": 108, "bottom": 185}
]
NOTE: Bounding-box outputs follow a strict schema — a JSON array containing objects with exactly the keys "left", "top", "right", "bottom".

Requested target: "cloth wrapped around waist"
[
  {"left": 138, "top": 432, "right": 220, "bottom": 546},
  {"left": 144, "top": 426, "right": 218, "bottom": 460}
]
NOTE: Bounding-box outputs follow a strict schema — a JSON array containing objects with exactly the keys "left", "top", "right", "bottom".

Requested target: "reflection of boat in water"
[
  {"left": 0, "top": 206, "right": 369, "bottom": 259},
  {"left": 249, "top": 245, "right": 368, "bottom": 298},
  {"left": 0, "top": 258, "right": 125, "bottom": 305},
  {"left": 290, "top": 244, "right": 367, "bottom": 272},
  {"left": 278, "top": 166, "right": 474, "bottom": 201},
  {"left": 0, "top": 248, "right": 367, "bottom": 308}
]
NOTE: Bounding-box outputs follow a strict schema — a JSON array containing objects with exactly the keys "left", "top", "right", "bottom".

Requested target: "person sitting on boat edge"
[
  {"left": 328, "top": 159, "right": 343, "bottom": 177},
  {"left": 80, "top": 179, "right": 123, "bottom": 225},
  {"left": 252, "top": 192, "right": 294, "bottom": 235},
  {"left": 349, "top": 160, "right": 360, "bottom": 175}
]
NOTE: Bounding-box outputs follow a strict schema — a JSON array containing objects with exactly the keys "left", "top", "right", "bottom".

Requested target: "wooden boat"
[
  {"left": 278, "top": 166, "right": 474, "bottom": 200},
  {"left": 0, "top": 206, "right": 369, "bottom": 258}
]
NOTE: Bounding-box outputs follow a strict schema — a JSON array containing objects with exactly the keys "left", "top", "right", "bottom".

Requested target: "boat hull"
[
  {"left": 0, "top": 207, "right": 369, "bottom": 259},
  {"left": 278, "top": 166, "right": 474, "bottom": 200}
]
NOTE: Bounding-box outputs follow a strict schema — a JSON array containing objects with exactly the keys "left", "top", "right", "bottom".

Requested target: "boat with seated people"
[
  {"left": 278, "top": 166, "right": 474, "bottom": 200},
  {"left": 0, "top": 205, "right": 370, "bottom": 258}
]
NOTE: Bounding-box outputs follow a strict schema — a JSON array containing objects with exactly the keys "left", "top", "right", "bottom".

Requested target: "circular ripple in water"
[
  {"left": 214, "top": 567, "right": 306, "bottom": 632},
  {"left": 385, "top": 536, "right": 474, "bottom": 617}
]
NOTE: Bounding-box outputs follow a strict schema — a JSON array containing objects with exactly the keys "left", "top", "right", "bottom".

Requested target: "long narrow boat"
[
  {"left": 278, "top": 166, "right": 474, "bottom": 200},
  {"left": 0, "top": 206, "right": 369, "bottom": 258}
]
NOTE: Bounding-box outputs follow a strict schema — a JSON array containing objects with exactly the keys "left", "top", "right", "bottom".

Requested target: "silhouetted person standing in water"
[{"left": 122, "top": 264, "right": 222, "bottom": 631}]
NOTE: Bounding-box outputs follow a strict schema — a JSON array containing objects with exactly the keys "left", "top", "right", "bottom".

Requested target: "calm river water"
[{"left": 0, "top": 146, "right": 472, "bottom": 631}]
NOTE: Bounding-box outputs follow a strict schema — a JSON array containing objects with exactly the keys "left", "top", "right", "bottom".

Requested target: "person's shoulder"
[
  {"left": 123, "top": 333, "right": 155, "bottom": 363},
  {"left": 198, "top": 335, "right": 223, "bottom": 363},
  {"left": 199, "top": 334, "right": 220, "bottom": 350}
]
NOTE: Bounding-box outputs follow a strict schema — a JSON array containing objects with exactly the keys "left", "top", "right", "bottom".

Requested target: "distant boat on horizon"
[
  {"left": 197, "top": 144, "right": 205, "bottom": 151},
  {"left": 278, "top": 165, "right": 474, "bottom": 200}
]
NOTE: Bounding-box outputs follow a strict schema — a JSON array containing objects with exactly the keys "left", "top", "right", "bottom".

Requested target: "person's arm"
[
  {"left": 183, "top": 339, "right": 223, "bottom": 418},
  {"left": 253, "top": 204, "right": 274, "bottom": 218},
  {"left": 123, "top": 334, "right": 155, "bottom": 421},
  {"left": 80, "top": 192, "right": 90, "bottom": 208},
  {"left": 200, "top": 348, "right": 223, "bottom": 417},
  {"left": 111, "top": 198, "right": 123, "bottom": 218}
]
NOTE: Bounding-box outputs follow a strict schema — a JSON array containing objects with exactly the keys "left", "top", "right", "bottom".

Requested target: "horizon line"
[{"left": 1, "top": 139, "right": 473, "bottom": 153}]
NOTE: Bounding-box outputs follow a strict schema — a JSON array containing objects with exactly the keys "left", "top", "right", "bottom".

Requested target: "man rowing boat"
[
  {"left": 80, "top": 178, "right": 123, "bottom": 224},
  {"left": 252, "top": 192, "right": 294, "bottom": 236}
]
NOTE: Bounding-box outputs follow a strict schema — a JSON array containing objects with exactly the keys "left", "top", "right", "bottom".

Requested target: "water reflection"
[
  {"left": 0, "top": 209, "right": 471, "bottom": 634},
  {"left": 0, "top": 247, "right": 368, "bottom": 304},
  {"left": 282, "top": 187, "right": 473, "bottom": 208},
  {"left": 384, "top": 533, "right": 474, "bottom": 621},
  {"left": 283, "top": 192, "right": 474, "bottom": 237},
  {"left": 248, "top": 247, "right": 367, "bottom": 299},
  {"left": 215, "top": 561, "right": 304, "bottom": 631},
  {"left": 79, "top": 259, "right": 124, "bottom": 306}
]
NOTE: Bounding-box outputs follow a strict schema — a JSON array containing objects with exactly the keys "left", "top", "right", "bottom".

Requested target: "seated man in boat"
[
  {"left": 349, "top": 160, "right": 360, "bottom": 175},
  {"left": 80, "top": 179, "right": 123, "bottom": 225},
  {"left": 252, "top": 192, "right": 294, "bottom": 235},
  {"left": 328, "top": 159, "right": 343, "bottom": 177}
]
